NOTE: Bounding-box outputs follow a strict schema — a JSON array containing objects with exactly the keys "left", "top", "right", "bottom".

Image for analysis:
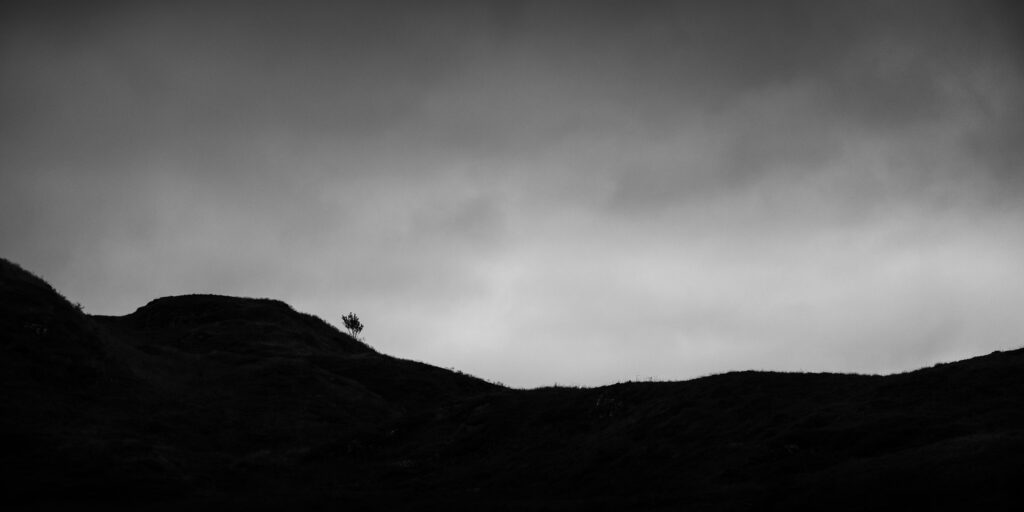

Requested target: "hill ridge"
[{"left": 2, "top": 257, "right": 1022, "bottom": 510}]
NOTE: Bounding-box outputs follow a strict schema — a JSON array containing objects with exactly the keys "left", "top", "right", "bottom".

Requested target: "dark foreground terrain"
[{"left": 2, "top": 258, "right": 1023, "bottom": 510}]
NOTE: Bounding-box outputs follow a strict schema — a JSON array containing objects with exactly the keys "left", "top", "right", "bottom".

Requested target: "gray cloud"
[{"left": 2, "top": 0, "right": 1023, "bottom": 387}]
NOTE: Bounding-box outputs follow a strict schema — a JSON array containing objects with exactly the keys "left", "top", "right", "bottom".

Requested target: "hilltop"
[{"left": 2, "top": 258, "right": 1022, "bottom": 510}]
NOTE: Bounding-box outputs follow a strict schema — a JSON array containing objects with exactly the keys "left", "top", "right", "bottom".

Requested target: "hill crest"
[{"left": 2, "top": 257, "right": 1022, "bottom": 510}]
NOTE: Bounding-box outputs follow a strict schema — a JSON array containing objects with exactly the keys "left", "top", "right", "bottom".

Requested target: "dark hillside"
[
  {"left": 2, "top": 257, "right": 1022, "bottom": 510},
  {"left": 0, "top": 259, "right": 130, "bottom": 391},
  {"left": 123, "top": 294, "right": 375, "bottom": 355}
]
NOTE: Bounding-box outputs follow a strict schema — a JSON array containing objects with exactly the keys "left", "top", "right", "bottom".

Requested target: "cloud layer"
[{"left": 2, "top": 0, "right": 1023, "bottom": 386}]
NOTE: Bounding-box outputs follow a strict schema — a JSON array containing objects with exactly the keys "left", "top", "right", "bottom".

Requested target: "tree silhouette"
[{"left": 342, "top": 312, "right": 364, "bottom": 337}]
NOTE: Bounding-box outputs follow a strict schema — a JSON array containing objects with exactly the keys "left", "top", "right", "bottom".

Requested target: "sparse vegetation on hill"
[
  {"left": 342, "top": 311, "right": 364, "bottom": 338},
  {"left": 1, "top": 257, "right": 1022, "bottom": 510}
]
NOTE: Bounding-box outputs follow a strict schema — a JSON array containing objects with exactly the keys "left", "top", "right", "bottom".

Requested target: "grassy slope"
[{"left": 2, "top": 257, "right": 1023, "bottom": 510}]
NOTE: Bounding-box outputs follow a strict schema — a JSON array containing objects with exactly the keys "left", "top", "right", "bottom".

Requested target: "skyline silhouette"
[{"left": 2, "top": 256, "right": 1022, "bottom": 509}]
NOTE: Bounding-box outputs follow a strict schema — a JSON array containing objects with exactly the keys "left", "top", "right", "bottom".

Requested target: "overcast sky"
[{"left": 2, "top": 0, "right": 1023, "bottom": 387}]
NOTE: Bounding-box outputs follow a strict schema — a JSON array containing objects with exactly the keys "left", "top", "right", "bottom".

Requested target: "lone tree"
[{"left": 342, "top": 312, "right": 364, "bottom": 337}]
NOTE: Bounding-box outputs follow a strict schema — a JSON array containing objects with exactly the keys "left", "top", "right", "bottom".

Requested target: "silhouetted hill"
[{"left": 2, "top": 257, "right": 1022, "bottom": 510}]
